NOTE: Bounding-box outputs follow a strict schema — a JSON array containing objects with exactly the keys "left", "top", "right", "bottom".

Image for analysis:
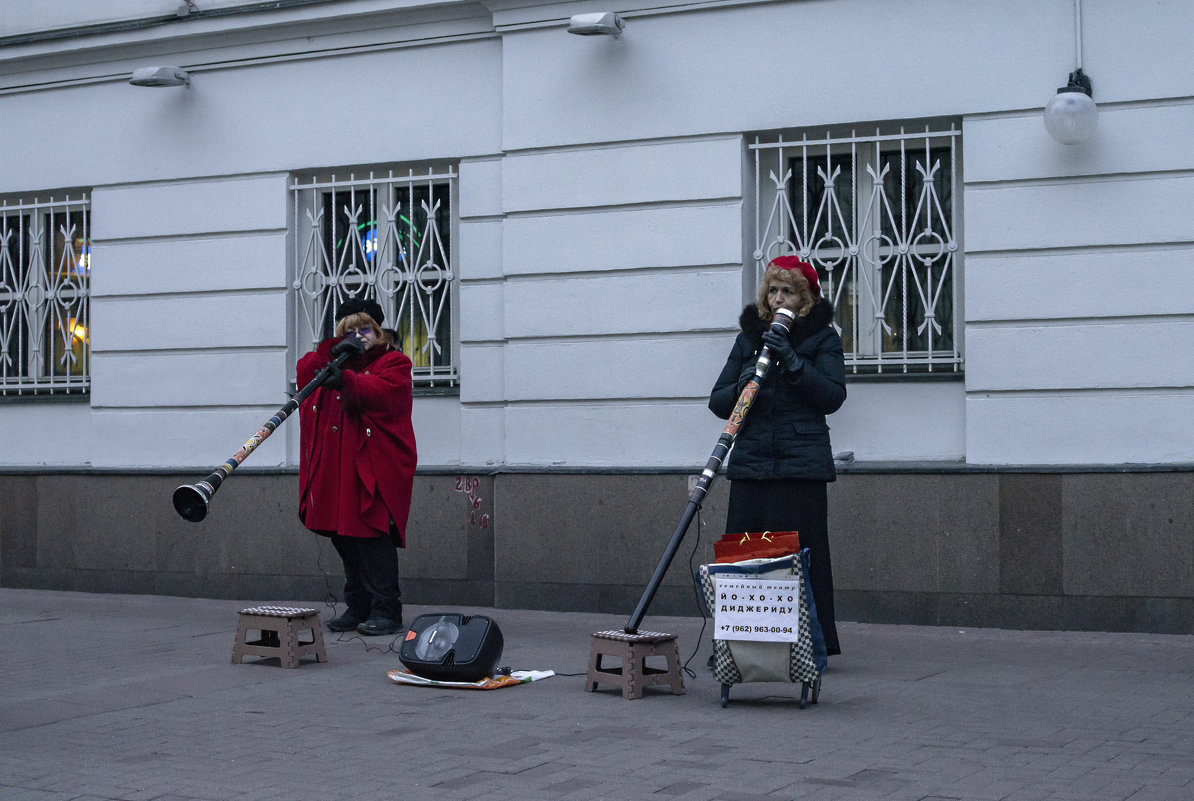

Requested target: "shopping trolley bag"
[{"left": 696, "top": 550, "right": 827, "bottom": 707}]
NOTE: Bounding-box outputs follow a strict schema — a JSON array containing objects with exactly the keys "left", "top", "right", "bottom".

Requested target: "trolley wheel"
[
  {"left": 720, "top": 684, "right": 730, "bottom": 708},
  {"left": 810, "top": 676, "right": 822, "bottom": 705}
]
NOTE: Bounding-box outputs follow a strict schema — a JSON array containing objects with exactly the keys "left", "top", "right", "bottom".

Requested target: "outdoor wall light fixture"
[
  {"left": 1044, "top": 0, "right": 1097, "bottom": 144},
  {"left": 568, "top": 12, "right": 624, "bottom": 36},
  {"left": 1044, "top": 69, "right": 1096, "bottom": 144},
  {"left": 129, "top": 66, "right": 190, "bottom": 87}
]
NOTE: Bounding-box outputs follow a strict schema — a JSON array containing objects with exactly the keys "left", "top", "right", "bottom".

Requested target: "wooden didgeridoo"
[
  {"left": 172, "top": 347, "right": 356, "bottom": 522},
  {"left": 625, "top": 307, "right": 796, "bottom": 634}
]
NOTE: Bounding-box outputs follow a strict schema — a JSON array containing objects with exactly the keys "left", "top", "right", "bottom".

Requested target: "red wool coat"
[{"left": 297, "top": 339, "right": 417, "bottom": 545}]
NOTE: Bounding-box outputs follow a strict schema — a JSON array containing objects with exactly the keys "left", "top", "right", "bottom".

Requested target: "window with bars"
[
  {"left": 0, "top": 193, "right": 91, "bottom": 396},
  {"left": 291, "top": 167, "right": 456, "bottom": 388},
  {"left": 750, "top": 123, "right": 962, "bottom": 373}
]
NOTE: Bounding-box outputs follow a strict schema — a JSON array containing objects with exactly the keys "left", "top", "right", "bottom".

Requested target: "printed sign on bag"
[{"left": 712, "top": 576, "right": 803, "bottom": 643}]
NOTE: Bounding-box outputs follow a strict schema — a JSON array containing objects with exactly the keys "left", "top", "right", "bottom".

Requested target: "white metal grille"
[
  {"left": 751, "top": 124, "right": 962, "bottom": 373},
  {"left": 291, "top": 167, "right": 457, "bottom": 387},
  {"left": 0, "top": 193, "right": 91, "bottom": 396}
]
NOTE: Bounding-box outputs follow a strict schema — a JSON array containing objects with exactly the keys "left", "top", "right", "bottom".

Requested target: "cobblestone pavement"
[{"left": 2, "top": 588, "right": 1192, "bottom": 801}]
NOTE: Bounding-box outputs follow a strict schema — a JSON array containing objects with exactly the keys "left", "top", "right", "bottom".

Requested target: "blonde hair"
[
  {"left": 755, "top": 265, "right": 814, "bottom": 321},
  {"left": 334, "top": 312, "right": 394, "bottom": 349},
  {"left": 335, "top": 312, "right": 378, "bottom": 338}
]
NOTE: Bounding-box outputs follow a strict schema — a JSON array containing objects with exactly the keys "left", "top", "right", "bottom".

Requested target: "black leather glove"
[
  {"left": 762, "top": 329, "right": 803, "bottom": 376},
  {"left": 331, "top": 335, "right": 367, "bottom": 358},
  {"left": 322, "top": 364, "right": 344, "bottom": 390}
]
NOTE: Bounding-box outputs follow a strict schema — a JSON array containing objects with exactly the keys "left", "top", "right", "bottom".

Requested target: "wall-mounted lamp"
[
  {"left": 568, "top": 12, "right": 624, "bottom": 36},
  {"left": 1044, "top": 0, "right": 1096, "bottom": 144},
  {"left": 1044, "top": 68, "right": 1096, "bottom": 144},
  {"left": 129, "top": 66, "right": 190, "bottom": 87}
]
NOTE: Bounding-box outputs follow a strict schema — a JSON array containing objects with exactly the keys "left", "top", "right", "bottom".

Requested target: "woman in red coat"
[{"left": 297, "top": 298, "right": 417, "bottom": 636}]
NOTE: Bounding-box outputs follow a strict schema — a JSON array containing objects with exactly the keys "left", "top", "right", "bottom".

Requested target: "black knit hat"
[{"left": 335, "top": 298, "right": 384, "bottom": 327}]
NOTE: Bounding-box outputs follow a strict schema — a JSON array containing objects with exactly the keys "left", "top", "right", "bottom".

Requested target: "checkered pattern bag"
[{"left": 697, "top": 551, "right": 824, "bottom": 686}]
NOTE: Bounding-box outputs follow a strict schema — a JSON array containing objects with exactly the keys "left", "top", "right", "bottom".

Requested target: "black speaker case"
[{"left": 398, "top": 613, "right": 504, "bottom": 682}]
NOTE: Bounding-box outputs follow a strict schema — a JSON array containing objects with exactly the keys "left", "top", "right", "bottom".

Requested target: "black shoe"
[
  {"left": 357, "top": 616, "right": 403, "bottom": 636},
  {"left": 327, "top": 611, "right": 366, "bottom": 633}
]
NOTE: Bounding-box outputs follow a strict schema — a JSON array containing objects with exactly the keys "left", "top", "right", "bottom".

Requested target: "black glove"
[
  {"left": 736, "top": 363, "right": 758, "bottom": 394},
  {"left": 762, "top": 329, "right": 803, "bottom": 376},
  {"left": 331, "top": 335, "right": 367, "bottom": 358},
  {"left": 322, "top": 364, "right": 344, "bottom": 390}
]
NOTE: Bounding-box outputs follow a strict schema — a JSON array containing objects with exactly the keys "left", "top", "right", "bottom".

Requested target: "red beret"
[{"left": 768, "top": 256, "right": 821, "bottom": 298}]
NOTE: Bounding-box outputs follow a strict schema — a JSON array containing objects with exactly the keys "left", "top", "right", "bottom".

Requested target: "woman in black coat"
[{"left": 708, "top": 256, "right": 847, "bottom": 655}]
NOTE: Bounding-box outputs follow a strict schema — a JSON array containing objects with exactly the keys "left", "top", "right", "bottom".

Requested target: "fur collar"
[{"left": 739, "top": 298, "right": 835, "bottom": 345}]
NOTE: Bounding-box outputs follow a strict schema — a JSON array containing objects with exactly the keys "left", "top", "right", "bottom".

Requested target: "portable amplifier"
[{"left": 398, "top": 613, "right": 504, "bottom": 682}]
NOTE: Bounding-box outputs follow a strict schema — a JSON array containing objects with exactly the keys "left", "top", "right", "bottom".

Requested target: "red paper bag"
[{"left": 713, "top": 530, "right": 800, "bottom": 563}]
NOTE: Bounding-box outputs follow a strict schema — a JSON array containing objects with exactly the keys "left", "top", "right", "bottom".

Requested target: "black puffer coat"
[{"left": 708, "top": 299, "right": 846, "bottom": 481}]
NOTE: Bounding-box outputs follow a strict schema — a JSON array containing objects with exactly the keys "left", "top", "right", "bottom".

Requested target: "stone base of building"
[{"left": 2, "top": 467, "right": 1191, "bottom": 634}]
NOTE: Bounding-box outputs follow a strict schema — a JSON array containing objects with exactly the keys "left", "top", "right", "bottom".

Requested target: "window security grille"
[
  {"left": 291, "top": 168, "right": 457, "bottom": 387},
  {"left": 751, "top": 124, "right": 962, "bottom": 373},
  {"left": 0, "top": 193, "right": 90, "bottom": 396}
]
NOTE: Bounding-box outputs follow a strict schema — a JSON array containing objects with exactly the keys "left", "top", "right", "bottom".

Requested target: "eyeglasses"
[{"left": 348, "top": 326, "right": 375, "bottom": 338}]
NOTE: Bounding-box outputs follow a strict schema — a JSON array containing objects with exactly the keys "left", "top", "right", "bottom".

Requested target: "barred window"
[
  {"left": 751, "top": 124, "right": 961, "bottom": 373},
  {"left": 291, "top": 166, "right": 456, "bottom": 388},
  {"left": 0, "top": 193, "right": 91, "bottom": 396}
]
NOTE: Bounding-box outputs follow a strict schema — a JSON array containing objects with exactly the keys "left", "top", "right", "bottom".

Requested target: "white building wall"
[
  {"left": 1, "top": 0, "right": 1191, "bottom": 470},
  {"left": 496, "top": 0, "right": 1070, "bottom": 148},
  {"left": 453, "top": 155, "right": 507, "bottom": 466},
  {"left": 0, "top": 3, "right": 504, "bottom": 469},
  {"left": 497, "top": 136, "right": 746, "bottom": 466},
  {"left": 0, "top": 1, "right": 272, "bottom": 37},
  {"left": 488, "top": 0, "right": 1065, "bottom": 468},
  {"left": 961, "top": 0, "right": 1194, "bottom": 463},
  {"left": 88, "top": 175, "right": 291, "bottom": 468}
]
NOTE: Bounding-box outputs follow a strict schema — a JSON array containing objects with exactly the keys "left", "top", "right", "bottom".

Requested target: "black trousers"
[
  {"left": 329, "top": 534, "right": 403, "bottom": 623},
  {"left": 725, "top": 478, "right": 840, "bottom": 655}
]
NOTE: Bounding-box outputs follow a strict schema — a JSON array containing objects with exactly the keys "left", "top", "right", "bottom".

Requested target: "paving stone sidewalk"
[{"left": 2, "top": 587, "right": 1192, "bottom": 801}]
